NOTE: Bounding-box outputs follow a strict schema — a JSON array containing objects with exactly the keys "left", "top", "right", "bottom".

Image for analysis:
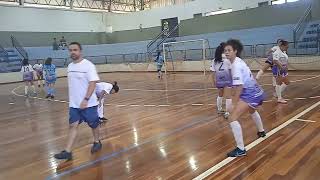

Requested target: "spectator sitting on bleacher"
[
  {"left": 59, "top": 36, "right": 67, "bottom": 50},
  {"left": 53, "top": 38, "right": 59, "bottom": 51}
]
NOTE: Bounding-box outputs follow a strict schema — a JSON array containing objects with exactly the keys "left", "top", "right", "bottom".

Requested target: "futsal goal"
[{"left": 162, "top": 39, "right": 210, "bottom": 75}]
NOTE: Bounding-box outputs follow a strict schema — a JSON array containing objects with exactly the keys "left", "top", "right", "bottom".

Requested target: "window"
[
  {"left": 258, "top": 1, "right": 269, "bottom": 7},
  {"left": 271, "top": 0, "right": 299, "bottom": 5},
  {"left": 193, "top": 13, "right": 202, "bottom": 18},
  {"left": 204, "top": 9, "right": 233, "bottom": 16}
]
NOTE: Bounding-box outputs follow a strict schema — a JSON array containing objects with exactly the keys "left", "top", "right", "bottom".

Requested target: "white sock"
[
  {"left": 226, "top": 98, "right": 232, "bottom": 112},
  {"left": 272, "top": 77, "right": 276, "bottom": 87},
  {"left": 31, "top": 85, "right": 36, "bottom": 93},
  {"left": 276, "top": 85, "right": 282, "bottom": 100},
  {"left": 280, "top": 83, "right": 287, "bottom": 93},
  {"left": 217, "top": 96, "right": 223, "bottom": 110},
  {"left": 256, "top": 70, "right": 264, "bottom": 80},
  {"left": 25, "top": 86, "right": 28, "bottom": 95},
  {"left": 251, "top": 111, "right": 264, "bottom": 132},
  {"left": 230, "top": 121, "right": 245, "bottom": 150}
]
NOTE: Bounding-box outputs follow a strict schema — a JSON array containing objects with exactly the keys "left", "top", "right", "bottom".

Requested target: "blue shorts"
[
  {"left": 265, "top": 55, "right": 273, "bottom": 66},
  {"left": 69, "top": 106, "right": 99, "bottom": 129},
  {"left": 157, "top": 64, "right": 163, "bottom": 71},
  {"left": 45, "top": 75, "right": 57, "bottom": 84},
  {"left": 272, "top": 66, "right": 288, "bottom": 77}
]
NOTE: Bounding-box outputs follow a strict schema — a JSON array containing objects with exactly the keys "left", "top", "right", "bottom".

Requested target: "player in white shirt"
[
  {"left": 96, "top": 82, "right": 119, "bottom": 123},
  {"left": 256, "top": 39, "right": 284, "bottom": 97},
  {"left": 33, "top": 62, "right": 45, "bottom": 88},
  {"left": 54, "top": 42, "right": 101, "bottom": 160},
  {"left": 224, "top": 39, "right": 266, "bottom": 157},
  {"left": 272, "top": 40, "right": 290, "bottom": 104},
  {"left": 21, "top": 59, "right": 36, "bottom": 96},
  {"left": 210, "top": 43, "right": 232, "bottom": 115}
]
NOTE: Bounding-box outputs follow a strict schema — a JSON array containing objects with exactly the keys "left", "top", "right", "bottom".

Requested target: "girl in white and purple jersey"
[
  {"left": 33, "top": 62, "right": 45, "bottom": 88},
  {"left": 210, "top": 43, "right": 232, "bottom": 114},
  {"left": 96, "top": 81, "right": 119, "bottom": 124},
  {"left": 224, "top": 39, "right": 266, "bottom": 157},
  {"left": 256, "top": 39, "right": 284, "bottom": 97},
  {"left": 21, "top": 59, "right": 36, "bottom": 96},
  {"left": 272, "top": 40, "right": 289, "bottom": 104}
]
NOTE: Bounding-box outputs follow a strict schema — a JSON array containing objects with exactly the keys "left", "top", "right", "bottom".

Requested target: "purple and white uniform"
[
  {"left": 272, "top": 48, "right": 288, "bottom": 77},
  {"left": 33, "top": 63, "right": 43, "bottom": 79},
  {"left": 232, "top": 57, "right": 265, "bottom": 108},
  {"left": 210, "top": 58, "right": 232, "bottom": 88},
  {"left": 21, "top": 64, "right": 34, "bottom": 81}
]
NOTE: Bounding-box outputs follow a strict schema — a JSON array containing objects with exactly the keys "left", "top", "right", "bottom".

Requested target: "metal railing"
[
  {"left": 11, "top": 36, "right": 28, "bottom": 60},
  {"left": 0, "top": 44, "right": 9, "bottom": 62},
  {"left": 147, "top": 24, "right": 180, "bottom": 59},
  {"left": 293, "top": 3, "right": 312, "bottom": 47}
]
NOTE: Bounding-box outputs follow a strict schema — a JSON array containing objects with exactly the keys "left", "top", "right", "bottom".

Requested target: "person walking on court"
[
  {"left": 54, "top": 42, "right": 102, "bottom": 160},
  {"left": 155, "top": 51, "right": 164, "bottom": 79}
]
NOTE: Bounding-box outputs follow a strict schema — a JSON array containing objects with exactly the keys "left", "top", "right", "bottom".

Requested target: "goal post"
[{"left": 162, "top": 39, "right": 210, "bottom": 75}]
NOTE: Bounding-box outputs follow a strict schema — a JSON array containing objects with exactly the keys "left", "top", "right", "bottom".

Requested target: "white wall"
[
  {"left": 107, "top": 0, "right": 273, "bottom": 31},
  {"left": 0, "top": 4, "right": 106, "bottom": 32}
]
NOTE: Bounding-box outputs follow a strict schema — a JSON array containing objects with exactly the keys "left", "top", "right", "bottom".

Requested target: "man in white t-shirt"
[{"left": 54, "top": 42, "right": 101, "bottom": 160}]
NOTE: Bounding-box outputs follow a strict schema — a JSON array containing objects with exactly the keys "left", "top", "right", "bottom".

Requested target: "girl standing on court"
[
  {"left": 224, "top": 39, "right": 266, "bottom": 157},
  {"left": 43, "top": 57, "right": 57, "bottom": 99},
  {"left": 21, "top": 58, "right": 36, "bottom": 96}
]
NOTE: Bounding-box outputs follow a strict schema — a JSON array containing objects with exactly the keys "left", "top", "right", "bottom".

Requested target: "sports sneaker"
[
  {"left": 277, "top": 99, "right": 287, "bottom": 104},
  {"left": 273, "top": 92, "right": 277, "bottom": 98},
  {"left": 50, "top": 95, "right": 55, "bottom": 99},
  {"left": 224, "top": 112, "right": 230, "bottom": 119},
  {"left": 257, "top": 131, "right": 266, "bottom": 138},
  {"left": 91, "top": 141, "right": 102, "bottom": 154},
  {"left": 227, "top": 147, "right": 247, "bottom": 157},
  {"left": 54, "top": 150, "right": 72, "bottom": 160},
  {"left": 46, "top": 94, "right": 51, "bottom": 98}
]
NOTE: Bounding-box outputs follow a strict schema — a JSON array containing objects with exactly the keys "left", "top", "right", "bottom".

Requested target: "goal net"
[{"left": 162, "top": 39, "right": 211, "bottom": 75}]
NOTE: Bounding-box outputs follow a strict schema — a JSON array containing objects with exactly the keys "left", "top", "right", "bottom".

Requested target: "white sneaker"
[
  {"left": 224, "top": 112, "right": 230, "bottom": 119},
  {"left": 277, "top": 99, "right": 287, "bottom": 104}
]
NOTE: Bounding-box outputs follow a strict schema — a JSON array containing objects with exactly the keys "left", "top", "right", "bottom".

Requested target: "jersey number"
[{"left": 218, "top": 62, "right": 224, "bottom": 71}]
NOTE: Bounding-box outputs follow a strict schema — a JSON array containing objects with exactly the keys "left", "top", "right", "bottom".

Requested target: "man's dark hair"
[{"left": 69, "top": 42, "right": 82, "bottom": 50}]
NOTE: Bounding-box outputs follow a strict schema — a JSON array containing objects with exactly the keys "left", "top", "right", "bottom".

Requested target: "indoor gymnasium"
[{"left": 0, "top": 0, "right": 319, "bottom": 179}]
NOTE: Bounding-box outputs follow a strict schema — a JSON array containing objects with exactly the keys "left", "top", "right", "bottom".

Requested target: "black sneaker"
[
  {"left": 46, "top": 94, "right": 51, "bottom": 98},
  {"left": 99, "top": 117, "right": 108, "bottom": 121},
  {"left": 257, "top": 131, "right": 266, "bottom": 138},
  {"left": 38, "top": 85, "right": 41, "bottom": 88},
  {"left": 227, "top": 147, "right": 247, "bottom": 157},
  {"left": 51, "top": 95, "right": 55, "bottom": 99},
  {"left": 54, "top": 150, "right": 72, "bottom": 160},
  {"left": 91, "top": 141, "right": 102, "bottom": 154}
]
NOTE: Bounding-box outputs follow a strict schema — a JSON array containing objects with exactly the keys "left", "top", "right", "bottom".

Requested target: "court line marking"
[
  {"left": 46, "top": 115, "right": 220, "bottom": 180},
  {"left": 193, "top": 100, "right": 320, "bottom": 180},
  {"left": 295, "top": 119, "right": 316, "bottom": 123}
]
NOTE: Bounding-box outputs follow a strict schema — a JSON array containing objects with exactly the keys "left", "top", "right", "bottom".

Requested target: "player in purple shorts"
[
  {"left": 272, "top": 40, "right": 290, "bottom": 104},
  {"left": 224, "top": 39, "right": 266, "bottom": 157},
  {"left": 33, "top": 62, "right": 45, "bottom": 88},
  {"left": 256, "top": 39, "right": 284, "bottom": 97},
  {"left": 21, "top": 59, "right": 37, "bottom": 96},
  {"left": 210, "top": 42, "right": 232, "bottom": 116}
]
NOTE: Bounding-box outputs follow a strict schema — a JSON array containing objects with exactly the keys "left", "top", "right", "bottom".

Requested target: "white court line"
[
  {"left": 295, "top": 118, "right": 316, "bottom": 123},
  {"left": 312, "top": 84, "right": 320, "bottom": 89},
  {"left": 116, "top": 105, "right": 127, "bottom": 107},
  {"left": 144, "top": 105, "right": 156, "bottom": 107},
  {"left": 130, "top": 105, "right": 140, "bottom": 107},
  {"left": 192, "top": 104, "right": 204, "bottom": 106},
  {"left": 193, "top": 100, "right": 320, "bottom": 180},
  {"left": 158, "top": 105, "right": 170, "bottom": 107}
]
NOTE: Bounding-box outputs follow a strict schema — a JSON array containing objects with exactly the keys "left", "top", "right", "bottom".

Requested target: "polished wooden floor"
[{"left": 0, "top": 71, "right": 319, "bottom": 180}]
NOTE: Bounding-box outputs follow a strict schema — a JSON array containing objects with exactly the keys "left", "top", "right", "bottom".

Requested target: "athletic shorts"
[
  {"left": 45, "top": 75, "right": 57, "bottom": 84},
  {"left": 272, "top": 65, "right": 288, "bottom": 77},
  {"left": 215, "top": 72, "right": 232, "bottom": 88},
  {"left": 36, "top": 71, "right": 44, "bottom": 80},
  {"left": 23, "top": 72, "right": 33, "bottom": 81},
  {"left": 157, "top": 64, "right": 163, "bottom": 71},
  {"left": 69, "top": 106, "right": 99, "bottom": 129},
  {"left": 240, "top": 87, "right": 265, "bottom": 109}
]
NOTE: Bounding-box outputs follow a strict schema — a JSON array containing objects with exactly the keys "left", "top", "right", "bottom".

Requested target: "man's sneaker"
[
  {"left": 257, "top": 131, "right": 266, "bottom": 138},
  {"left": 54, "top": 150, "right": 72, "bottom": 160},
  {"left": 227, "top": 147, "right": 247, "bottom": 157},
  {"left": 277, "top": 98, "right": 287, "bottom": 104},
  {"left": 91, "top": 141, "right": 102, "bottom": 154}
]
